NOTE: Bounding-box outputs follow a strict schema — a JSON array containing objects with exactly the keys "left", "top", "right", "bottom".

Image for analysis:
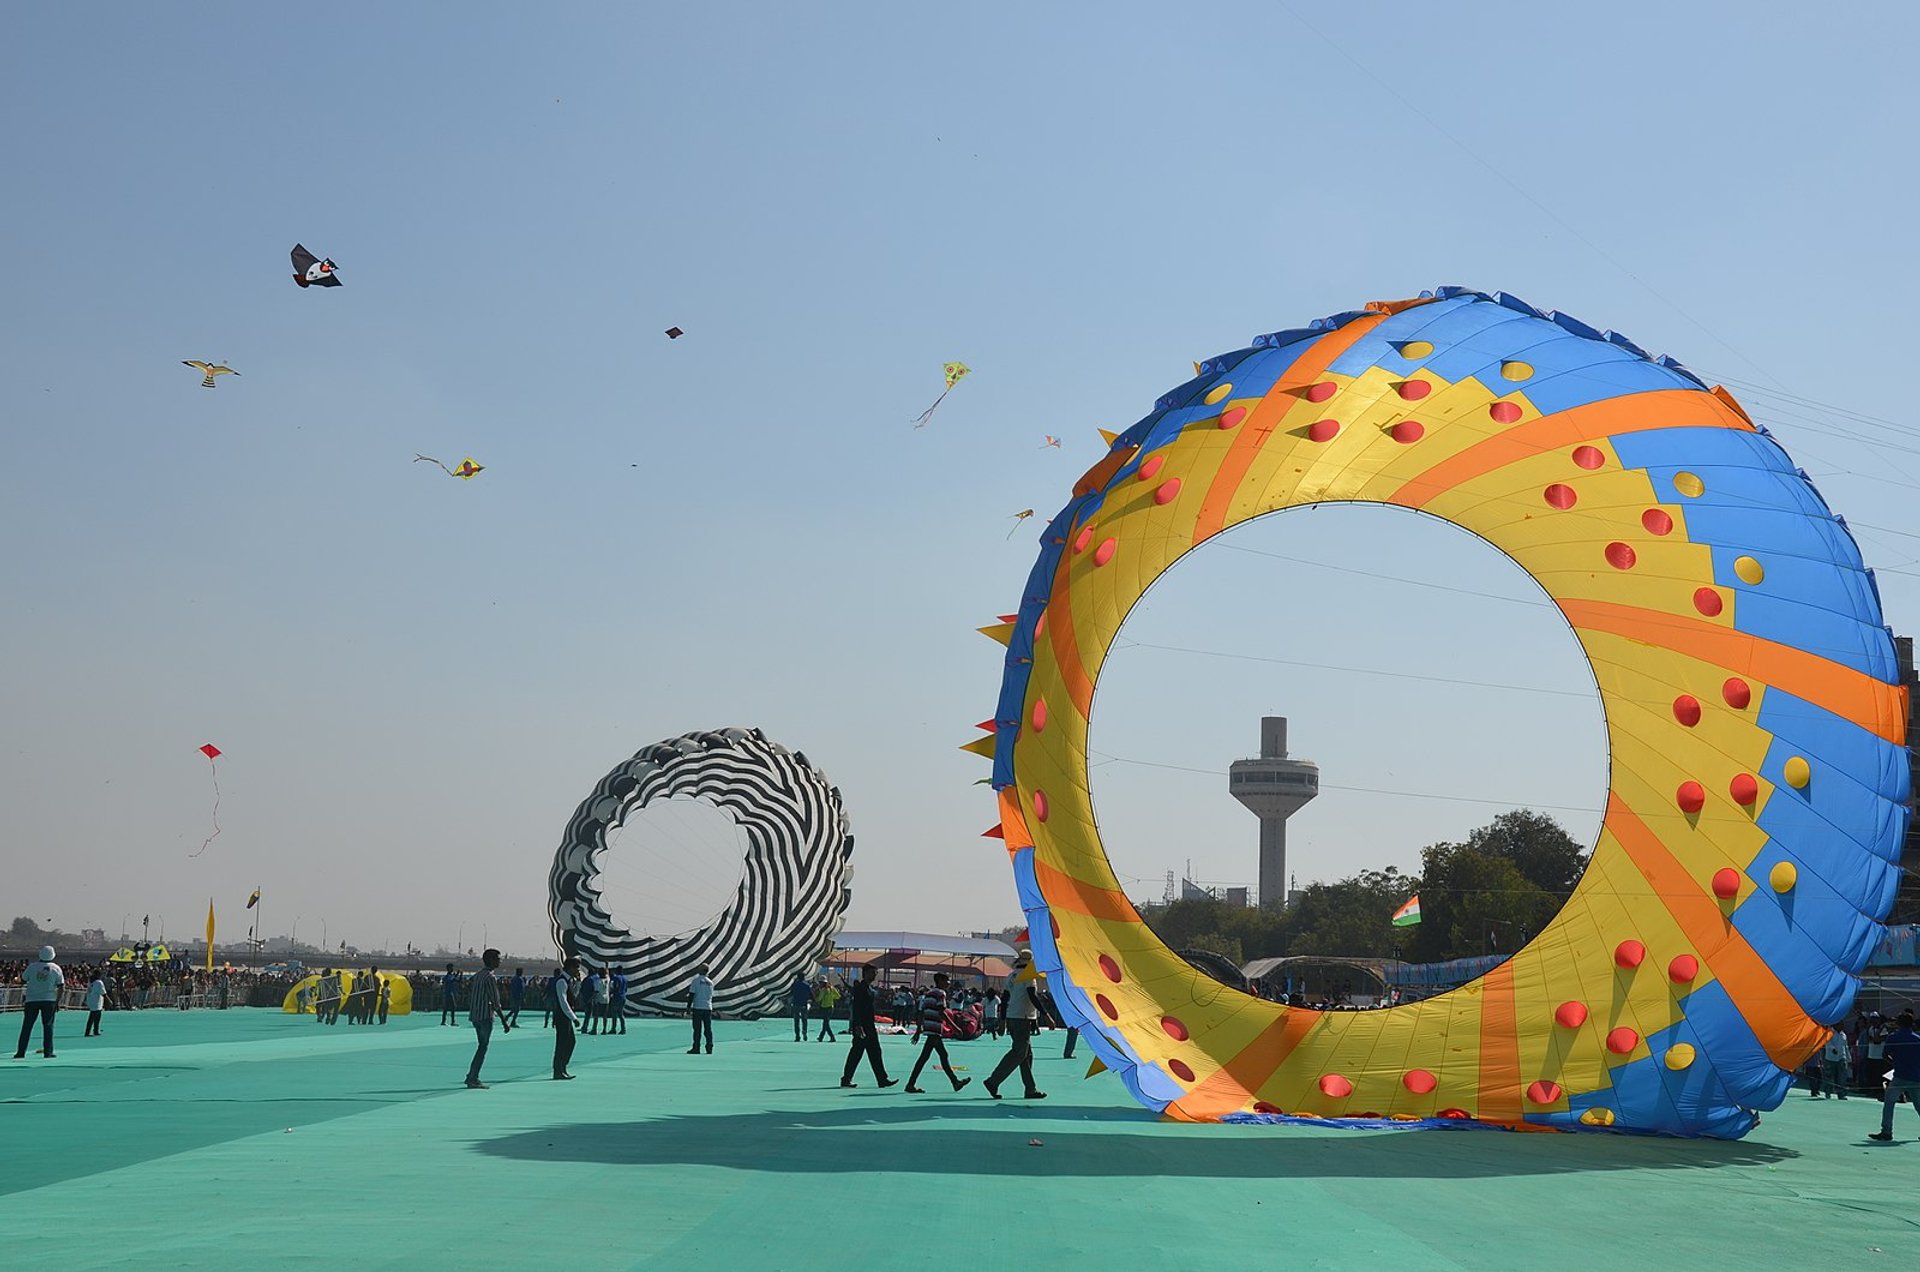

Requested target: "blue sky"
[{"left": 4, "top": 4, "right": 1917, "bottom": 956}]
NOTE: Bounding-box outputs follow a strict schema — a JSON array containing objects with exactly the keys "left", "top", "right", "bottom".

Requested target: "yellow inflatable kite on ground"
[
  {"left": 281, "top": 970, "right": 414, "bottom": 1016},
  {"left": 979, "top": 289, "right": 1910, "bottom": 1137}
]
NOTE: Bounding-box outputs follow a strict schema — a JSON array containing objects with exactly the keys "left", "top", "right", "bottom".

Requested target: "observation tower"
[{"left": 1228, "top": 717, "right": 1319, "bottom": 910}]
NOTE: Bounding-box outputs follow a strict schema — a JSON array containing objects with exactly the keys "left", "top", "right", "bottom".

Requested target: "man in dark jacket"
[{"left": 839, "top": 964, "right": 898, "bottom": 1089}]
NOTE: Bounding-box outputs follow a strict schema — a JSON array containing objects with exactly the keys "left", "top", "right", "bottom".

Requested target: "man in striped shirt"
[
  {"left": 464, "top": 948, "right": 511, "bottom": 1089},
  {"left": 905, "top": 972, "right": 971, "bottom": 1094}
]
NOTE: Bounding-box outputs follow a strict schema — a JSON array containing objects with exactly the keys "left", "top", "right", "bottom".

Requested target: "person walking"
[
  {"left": 687, "top": 966, "right": 715, "bottom": 1054},
  {"left": 508, "top": 968, "right": 527, "bottom": 1027},
  {"left": 13, "top": 946, "right": 64, "bottom": 1059},
  {"left": 440, "top": 964, "right": 461, "bottom": 1026},
  {"left": 1820, "top": 1025, "right": 1852, "bottom": 1098},
  {"left": 839, "top": 964, "right": 897, "bottom": 1089},
  {"left": 905, "top": 972, "right": 972, "bottom": 1094},
  {"left": 1062, "top": 1025, "right": 1080, "bottom": 1061},
  {"left": 84, "top": 971, "right": 107, "bottom": 1038},
  {"left": 464, "top": 948, "right": 511, "bottom": 1089},
  {"left": 788, "top": 972, "right": 814, "bottom": 1042},
  {"left": 814, "top": 978, "right": 841, "bottom": 1042},
  {"left": 594, "top": 967, "right": 613, "bottom": 1034},
  {"left": 551, "top": 960, "right": 581, "bottom": 1080},
  {"left": 608, "top": 969, "right": 628, "bottom": 1035},
  {"left": 1869, "top": 1010, "right": 1920, "bottom": 1141},
  {"left": 983, "top": 951, "right": 1047, "bottom": 1101},
  {"left": 1863, "top": 1015, "right": 1891, "bottom": 1099}
]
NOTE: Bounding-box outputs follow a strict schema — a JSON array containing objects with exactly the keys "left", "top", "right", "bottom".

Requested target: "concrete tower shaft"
[{"left": 1228, "top": 716, "right": 1319, "bottom": 909}]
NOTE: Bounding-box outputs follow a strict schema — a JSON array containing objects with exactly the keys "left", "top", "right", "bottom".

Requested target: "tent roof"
[{"left": 833, "top": 931, "right": 1017, "bottom": 959}]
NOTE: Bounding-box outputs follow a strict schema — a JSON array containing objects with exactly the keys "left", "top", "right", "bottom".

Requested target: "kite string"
[{"left": 189, "top": 757, "right": 221, "bottom": 859}]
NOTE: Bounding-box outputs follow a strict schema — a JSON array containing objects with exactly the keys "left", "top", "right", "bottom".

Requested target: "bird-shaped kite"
[
  {"left": 414, "top": 454, "right": 485, "bottom": 480},
  {"left": 291, "top": 244, "right": 341, "bottom": 288},
  {"left": 1040, "top": 435, "right": 1061, "bottom": 449},
  {"left": 911, "top": 361, "right": 971, "bottom": 427},
  {"left": 1006, "top": 508, "right": 1034, "bottom": 539},
  {"left": 182, "top": 361, "right": 239, "bottom": 389}
]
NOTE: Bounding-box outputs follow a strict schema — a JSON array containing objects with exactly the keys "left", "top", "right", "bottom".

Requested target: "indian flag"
[{"left": 1390, "top": 895, "right": 1422, "bottom": 927}]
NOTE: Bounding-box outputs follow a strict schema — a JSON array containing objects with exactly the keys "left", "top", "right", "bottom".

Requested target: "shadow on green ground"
[{"left": 474, "top": 1104, "right": 1801, "bottom": 1178}]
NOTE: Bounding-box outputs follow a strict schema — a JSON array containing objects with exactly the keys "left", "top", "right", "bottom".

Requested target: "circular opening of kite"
[
  {"left": 592, "top": 796, "right": 753, "bottom": 938},
  {"left": 1087, "top": 502, "right": 1608, "bottom": 917}
]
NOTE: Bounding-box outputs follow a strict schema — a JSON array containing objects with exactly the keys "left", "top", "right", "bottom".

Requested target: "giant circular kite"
[
  {"left": 980, "top": 288, "right": 1911, "bottom": 1138},
  {"left": 549, "top": 726, "right": 853, "bottom": 1018}
]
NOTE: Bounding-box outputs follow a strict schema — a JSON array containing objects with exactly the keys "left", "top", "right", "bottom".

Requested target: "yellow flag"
[{"left": 205, "top": 898, "right": 215, "bottom": 971}]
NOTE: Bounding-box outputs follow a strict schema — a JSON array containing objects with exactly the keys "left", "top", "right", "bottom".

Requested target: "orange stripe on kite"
[
  {"left": 1604, "top": 793, "right": 1827, "bottom": 1069},
  {"left": 998, "top": 788, "right": 1033, "bottom": 857},
  {"left": 1193, "top": 313, "right": 1389, "bottom": 545},
  {"left": 1388, "top": 388, "right": 1756, "bottom": 511},
  {"left": 1560, "top": 598, "right": 1906, "bottom": 741},
  {"left": 1163, "top": 1007, "right": 1321, "bottom": 1122},
  {"left": 1031, "top": 857, "right": 1140, "bottom": 925},
  {"left": 1475, "top": 959, "right": 1523, "bottom": 1125},
  {"left": 1045, "top": 546, "right": 1095, "bottom": 720}
]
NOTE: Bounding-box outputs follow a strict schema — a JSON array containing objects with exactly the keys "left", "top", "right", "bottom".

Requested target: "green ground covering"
[{"left": 1, "top": 1009, "right": 1914, "bottom": 1270}]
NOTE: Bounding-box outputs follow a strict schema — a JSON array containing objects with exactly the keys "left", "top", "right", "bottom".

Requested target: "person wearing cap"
[
  {"left": 983, "top": 950, "right": 1046, "bottom": 1100},
  {"left": 1869, "top": 1009, "right": 1920, "bottom": 1141},
  {"left": 13, "top": 946, "right": 64, "bottom": 1059}
]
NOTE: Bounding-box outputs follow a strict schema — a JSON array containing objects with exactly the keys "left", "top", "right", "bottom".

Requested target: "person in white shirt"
[
  {"left": 983, "top": 951, "right": 1046, "bottom": 1101},
  {"left": 84, "top": 974, "right": 107, "bottom": 1037},
  {"left": 550, "top": 959, "right": 581, "bottom": 1080},
  {"left": 14, "top": 946, "right": 64, "bottom": 1059},
  {"left": 687, "top": 966, "right": 715, "bottom": 1054},
  {"left": 1820, "top": 1026, "right": 1853, "bottom": 1099}
]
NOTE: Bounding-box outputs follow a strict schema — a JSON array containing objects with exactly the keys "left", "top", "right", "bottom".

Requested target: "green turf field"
[{"left": 1, "top": 1009, "right": 1913, "bottom": 1270}]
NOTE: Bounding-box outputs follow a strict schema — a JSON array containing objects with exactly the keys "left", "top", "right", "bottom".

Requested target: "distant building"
[
  {"left": 81, "top": 928, "right": 105, "bottom": 946},
  {"left": 1229, "top": 717, "right": 1320, "bottom": 910},
  {"left": 1225, "top": 887, "right": 1250, "bottom": 909}
]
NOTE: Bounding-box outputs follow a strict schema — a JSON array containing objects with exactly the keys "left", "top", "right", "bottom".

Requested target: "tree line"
[{"left": 1142, "top": 809, "right": 1589, "bottom": 965}]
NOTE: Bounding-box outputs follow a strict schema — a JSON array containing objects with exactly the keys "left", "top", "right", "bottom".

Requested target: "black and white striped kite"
[{"left": 547, "top": 727, "right": 853, "bottom": 1018}]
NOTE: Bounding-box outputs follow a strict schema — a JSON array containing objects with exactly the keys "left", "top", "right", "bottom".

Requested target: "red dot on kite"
[
  {"left": 1544, "top": 484, "right": 1578, "bottom": 510},
  {"left": 1606, "top": 1027, "right": 1640, "bottom": 1055},
  {"left": 1489, "top": 401, "right": 1522, "bottom": 424},
  {"left": 1032, "top": 790, "right": 1049, "bottom": 822},
  {"left": 1169, "top": 1059, "right": 1196, "bottom": 1083},
  {"left": 1693, "top": 588, "right": 1724, "bottom": 617},
  {"left": 1572, "top": 445, "right": 1606, "bottom": 470},
  {"left": 1093, "top": 538, "right": 1117, "bottom": 567},
  {"left": 1672, "top": 695, "right": 1701, "bottom": 727},
  {"left": 1396, "top": 379, "right": 1431, "bottom": 401},
  {"left": 1318, "top": 1074, "right": 1353, "bottom": 1098},
  {"left": 1138, "top": 454, "right": 1165, "bottom": 481},
  {"left": 1096, "top": 993, "right": 1118, "bottom": 1020},
  {"left": 1403, "top": 1069, "right": 1437, "bottom": 1094},
  {"left": 1391, "top": 421, "right": 1425, "bottom": 444},
  {"left": 1527, "top": 1080, "right": 1564, "bottom": 1104},
  {"left": 1729, "top": 773, "right": 1758, "bottom": 806},
  {"left": 1073, "top": 526, "right": 1095, "bottom": 554},
  {"left": 1554, "top": 1001, "right": 1589, "bottom": 1029},
  {"left": 1219, "top": 406, "right": 1249, "bottom": 430},
  {"left": 1677, "top": 781, "right": 1707, "bottom": 814},
  {"left": 1642, "top": 508, "right": 1674, "bottom": 535},
  {"left": 1669, "top": 954, "right": 1700, "bottom": 984},
  {"left": 1098, "top": 955, "right": 1122, "bottom": 984},
  {"left": 1615, "top": 940, "right": 1646, "bottom": 969},
  {"left": 1031, "top": 698, "right": 1048, "bottom": 733},
  {"left": 1307, "top": 419, "right": 1341, "bottom": 443},
  {"left": 1605, "top": 541, "right": 1637, "bottom": 570},
  {"left": 1305, "top": 382, "right": 1337, "bottom": 403},
  {"left": 1722, "top": 678, "right": 1751, "bottom": 709},
  {"left": 1161, "top": 1016, "right": 1190, "bottom": 1042},
  {"left": 1712, "top": 868, "right": 1741, "bottom": 899},
  {"left": 1154, "top": 478, "right": 1181, "bottom": 505},
  {"left": 1034, "top": 612, "right": 1048, "bottom": 638}
]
